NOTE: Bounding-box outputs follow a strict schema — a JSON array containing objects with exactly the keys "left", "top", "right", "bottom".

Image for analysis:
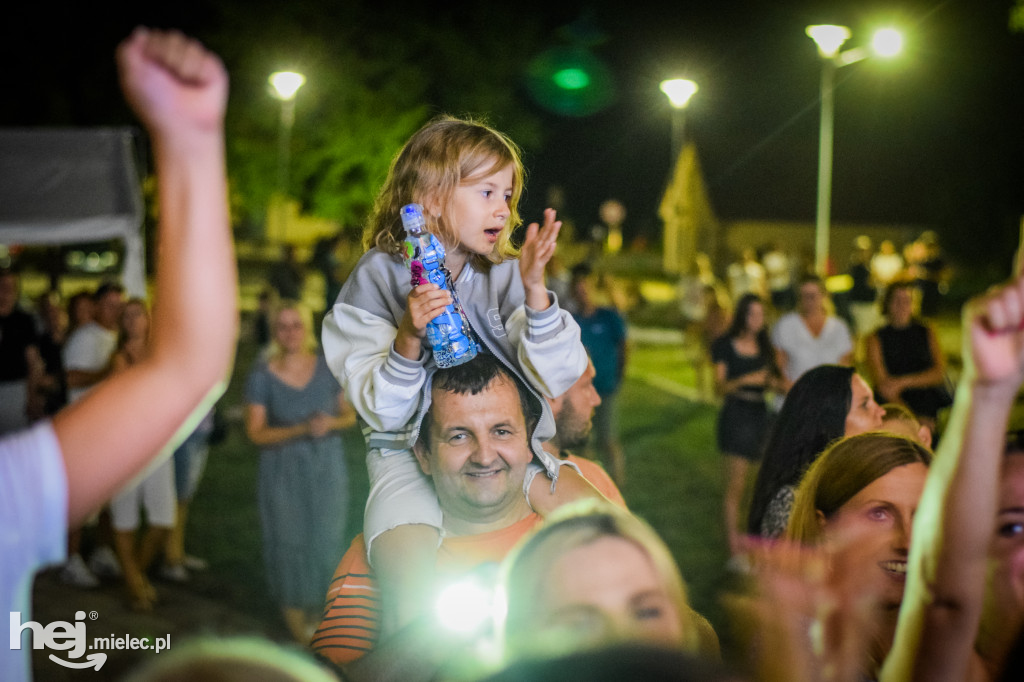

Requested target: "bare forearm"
[
  {"left": 148, "top": 130, "right": 237, "bottom": 389},
  {"left": 247, "top": 422, "right": 311, "bottom": 446},
  {"left": 896, "top": 365, "right": 946, "bottom": 390},
  {"left": 883, "top": 380, "right": 1014, "bottom": 682}
]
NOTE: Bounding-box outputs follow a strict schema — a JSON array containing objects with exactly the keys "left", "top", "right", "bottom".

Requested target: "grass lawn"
[{"left": 186, "top": 329, "right": 736, "bottom": 645}]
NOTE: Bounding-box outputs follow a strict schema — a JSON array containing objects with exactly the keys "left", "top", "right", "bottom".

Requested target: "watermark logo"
[{"left": 10, "top": 611, "right": 171, "bottom": 671}]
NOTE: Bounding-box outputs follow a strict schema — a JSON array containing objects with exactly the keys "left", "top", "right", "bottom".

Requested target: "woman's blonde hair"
[
  {"left": 366, "top": 115, "right": 525, "bottom": 271},
  {"left": 267, "top": 300, "right": 318, "bottom": 359},
  {"left": 497, "top": 500, "right": 699, "bottom": 661},
  {"left": 786, "top": 431, "right": 932, "bottom": 546}
]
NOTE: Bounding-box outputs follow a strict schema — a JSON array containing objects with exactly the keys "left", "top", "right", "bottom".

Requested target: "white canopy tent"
[{"left": 0, "top": 128, "right": 146, "bottom": 295}]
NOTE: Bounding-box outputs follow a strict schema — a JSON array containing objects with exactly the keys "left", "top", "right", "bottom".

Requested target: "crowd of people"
[{"left": 5, "top": 26, "right": 1024, "bottom": 682}]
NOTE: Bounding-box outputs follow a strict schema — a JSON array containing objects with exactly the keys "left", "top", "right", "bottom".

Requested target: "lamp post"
[
  {"left": 806, "top": 25, "right": 902, "bottom": 276},
  {"left": 268, "top": 71, "right": 306, "bottom": 242},
  {"left": 659, "top": 78, "right": 698, "bottom": 164}
]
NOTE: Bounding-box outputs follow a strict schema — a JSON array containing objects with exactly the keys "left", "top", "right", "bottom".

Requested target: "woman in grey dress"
[{"left": 245, "top": 301, "right": 356, "bottom": 643}]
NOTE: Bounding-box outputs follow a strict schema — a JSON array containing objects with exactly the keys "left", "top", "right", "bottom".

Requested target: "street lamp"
[
  {"left": 269, "top": 71, "right": 306, "bottom": 197},
  {"left": 806, "top": 25, "right": 901, "bottom": 276},
  {"left": 268, "top": 71, "right": 305, "bottom": 243},
  {"left": 660, "top": 78, "right": 698, "bottom": 163}
]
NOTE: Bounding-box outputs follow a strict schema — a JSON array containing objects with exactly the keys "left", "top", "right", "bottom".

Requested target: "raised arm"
[
  {"left": 881, "top": 272, "right": 1024, "bottom": 682},
  {"left": 54, "top": 28, "right": 236, "bottom": 526}
]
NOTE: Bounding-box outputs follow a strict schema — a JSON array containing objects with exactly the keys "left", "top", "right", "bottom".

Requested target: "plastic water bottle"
[{"left": 400, "top": 203, "right": 479, "bottom": 368}]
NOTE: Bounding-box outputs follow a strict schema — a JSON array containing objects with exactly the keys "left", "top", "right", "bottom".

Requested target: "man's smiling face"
[{"left": 415, "top": 375, "right": 533, "bottom": 531}]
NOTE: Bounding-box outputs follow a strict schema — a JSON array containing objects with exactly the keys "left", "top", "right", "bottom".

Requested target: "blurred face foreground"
[
  {"left": 541, "top": 536, "right": 684, "bottom": 649},
  {"left": 824, "top": 463, "right": 927, "bottom": 611},
  {"left": 500, "top": 505, "right": 695, "bottom": 662},
  {"left": 979, "top": 454, "right": 1024, "bottom": 664}
]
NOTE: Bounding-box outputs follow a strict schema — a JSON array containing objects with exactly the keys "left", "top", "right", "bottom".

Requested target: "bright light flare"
[
  {"left": 268, "top": 71, "right": 306, "bottom": 100},
  {"left": 806, "top": 24, "right": 851, "bottom": 58},
  {"left": 659, "top": 79, "right": 698, "bottom": 109},
  {"left": 436, "top": 579, "right": 493, "bottom": 634},
  {"left": 872, "top": 28, "right": 903, "bottom": 57}
]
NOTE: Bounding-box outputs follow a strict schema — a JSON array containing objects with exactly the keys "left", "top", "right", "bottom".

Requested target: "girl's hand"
[
  {"left": 519, "top": 208, "right": 562, "bottom": 311},
  {"left": 395, "top": 283, "right": 452, "bottom": 360}
]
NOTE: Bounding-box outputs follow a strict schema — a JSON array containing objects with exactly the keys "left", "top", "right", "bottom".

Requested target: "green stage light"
[
  {"left": 552, "top": 68, "right": 591, "bottom": 90},
  {"left": 525, "top": 46, "right": 615, "bottom": 116}
]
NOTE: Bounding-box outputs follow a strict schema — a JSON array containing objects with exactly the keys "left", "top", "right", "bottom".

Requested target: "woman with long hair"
[
  {"left": 711, "top": 293, "right": 775, "bottom": 560},
  {"left": 107, "top": 299, "right": 177, "bottom": 611},
  {"left": 865, "top": 281, "right": 951, "bottom": 434},
  {"left": 245, "top": 301, "right": 356, "bottom": 643},
  {"left": 783, "top": 432, "right": 932, "bottom": 679},
  {"left": 747, "top": 364, "right": 885, "bottom": 538}
]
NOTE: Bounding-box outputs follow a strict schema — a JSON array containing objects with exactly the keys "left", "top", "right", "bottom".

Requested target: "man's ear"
[{"left": 412, "top": 440, "right": 432, "bottom": 476}]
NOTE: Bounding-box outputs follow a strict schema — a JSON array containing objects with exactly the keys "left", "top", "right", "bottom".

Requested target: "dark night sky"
[{"left": 4, "top": 0, "right": 1024, "bottom": 265}]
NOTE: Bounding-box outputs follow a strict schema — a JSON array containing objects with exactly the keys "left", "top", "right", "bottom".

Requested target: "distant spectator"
[
  {"left": 571, "top": 264, "right": 628, "bottom": 484},
  {"left": 253, "top": 287, "right": 274, "bottom": 349},
  {"left": 60, "top": 281, "right": 127, "bottom": 589},
  {"left": 726, "top": 248, "right": 767, "bottom": 302},
  {"left": 747, "top": 364, "right": 884, "bottom": 538},
  {"left": 65, "top": 290, "right": 94, "bottom": 335},
  {"left": 245, "top": 301, "right": 355, "bottom": 643},
  {"left": 312, "top": 233, "right": 345, "bottom": 314},
  {"left": 160, "top": 408, "right": 216, "bottom": 584},
  {"left": 63, "top": 281, "right": 124, "bottom": 402},
  {"left": 545, "top": 253, "right": 573, "bottom": 315},
  {"left": 678, "top": 252, "right": 724, "bottom": 333},
  {"left": 846, "top": 235, "right": 880, "bottom": 337},
  {"left": 268, "top": 243, "right": 306, "bottom": 301},
  {"left": 0, "top": 269, "right": 43, "bottom": 435},
  {"left": 107, "top": 299, "right": 176, "bottom": 612},
  {"left": 771, "top": 275, "right": 853, "bottom": 395},
  {"left": 870, "top": 239, "right": 905, "bottom": 294},
  {"left": 865, "top": 282, "right": 951, "bottom": 433},
  {"left": 913, "top": 231, "right": 951, "bottom": 317},
  {"left": 712, "top": 293, "right": 774, "bottom": 560},
  {"left": 879, "top": 403, "right": 932, "bottom": 448},
  {"left": 32, "top": 290, "right": 68, "bottom": 418},
  {"left": 761, "top": 242, "right": 795, "bottom": 312},
  {"left": 545, "top": 361, "right": 626, "bottom": 508}
]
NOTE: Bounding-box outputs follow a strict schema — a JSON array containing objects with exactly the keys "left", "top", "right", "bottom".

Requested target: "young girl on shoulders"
[{"left": 322, "top": 115, "right": 597, "bottom": 631}]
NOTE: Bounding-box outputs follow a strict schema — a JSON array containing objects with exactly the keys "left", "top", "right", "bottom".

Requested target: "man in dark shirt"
[{"left": 0, "top": 270, "right": 42, "bottom": 434}]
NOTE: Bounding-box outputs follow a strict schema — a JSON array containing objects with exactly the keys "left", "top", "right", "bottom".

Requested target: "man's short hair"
[
  {"left": 419, "top": 354, "right": 536, "bottom": 446},
  {"left": 93, "top": 281, "right": 125, "bottom": 301},
  {"left": 797, "top": 273, "right": 824, "bottom": 290}
]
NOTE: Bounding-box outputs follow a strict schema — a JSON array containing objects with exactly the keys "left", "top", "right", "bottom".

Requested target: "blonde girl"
[{"left": 322, "top": 115, "right": 595, "bottom": 633}]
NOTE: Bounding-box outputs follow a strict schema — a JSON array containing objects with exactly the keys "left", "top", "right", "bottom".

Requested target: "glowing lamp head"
[
  {"left": 806, "top": 24, "right": 852, "bottom": 58},
  {"left": 659, "top": 79, "right": 699, "bottom": 109},
  {"left": 269, "top": 71, "right": 306, "bottom": 100},
  {"left": 871, "top": 28, "right": 903, "bottom": 58}
]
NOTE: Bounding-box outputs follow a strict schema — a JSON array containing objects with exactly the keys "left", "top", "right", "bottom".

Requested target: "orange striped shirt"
[{"left": 311, "top": 513, "right": 541, "bottom": 667}]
